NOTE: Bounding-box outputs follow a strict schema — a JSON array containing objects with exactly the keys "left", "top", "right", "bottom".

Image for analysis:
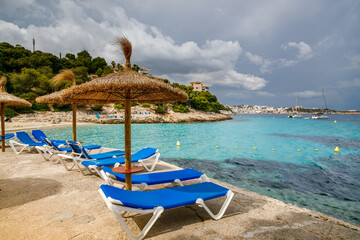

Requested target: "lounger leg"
[
  {"left": 99, "top": 189, "right": 163, "bottom": 240},
  {"left": 196, "top": 190, "right": 234, "bottom": 220},
  {"left": 58, "top": 156, "right": 76, "bottom": 171},
  {"left": 139, "top": 152, "right": 160, "bottom": 172},
  {"left": 112, "top": 204, "right": 164, "bottom": 240},
  {"left": 36, "top": 147, "right": 50, "bottom": 161},
  {"left": 200, "top": 174, "right": 209, "bottom": 182},
  {"left": 9, "top": 140, "right": 29, "bottom": 155}
]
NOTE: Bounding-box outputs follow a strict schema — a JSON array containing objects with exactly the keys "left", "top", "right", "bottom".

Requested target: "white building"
[{"left": 189, "top": 82, "right": 209, "bottom": 92}]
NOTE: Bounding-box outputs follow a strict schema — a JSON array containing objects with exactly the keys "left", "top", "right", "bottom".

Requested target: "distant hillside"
[{"left": 0, "top": 42, "right": 230, "bottom": 117}]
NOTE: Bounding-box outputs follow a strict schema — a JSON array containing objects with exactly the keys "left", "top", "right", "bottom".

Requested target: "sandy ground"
[{"left": 1, "top": 143, "right": 359, "bottom": 240}]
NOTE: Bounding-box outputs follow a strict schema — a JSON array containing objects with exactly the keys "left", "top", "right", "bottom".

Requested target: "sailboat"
[
  {"left": 312, "top": 88, "right": 329, "bottom": 119},
  {"left": 288, "top": 97, "right": 303, "bottom": 118}
]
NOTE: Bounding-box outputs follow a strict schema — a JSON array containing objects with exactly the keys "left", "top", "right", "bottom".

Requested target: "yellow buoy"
[
  {"left": 334, "top": 120, "right": 337, "bottom": 123},
  {"left": 216, "top": 146, "right": 219, "bottom": 149},
  {"left": 298, "top": 149, "right": 301, "bottom": 152},
  {"left": 176, "top": 141, "right": 180, "bottom": 147},
  {"left": 253, "top": 147, "right": 256, "bottom": 150},
  {"left": 334, "top": 146, "right": 339, "bottom": 152},
  {"left": 273, "top": 148, "right": 275, "bottom": 151},
  {"left": 315, "top": 149, "right": 318, "bottom": 151},
  {"left": 143, "top": 142, "right": 146, "bottom": 145},
  {"left": 235, "top": 146, "right": 237, "bottom": 149},
  {"left": 110, "top": 142, "right": 113, "bottom": 144},
  {"left": 97, "top": 141, "right": 100, "bottom": 143},
  {"left": 196, "top": 144, "right": 198, "bottom": 147}
]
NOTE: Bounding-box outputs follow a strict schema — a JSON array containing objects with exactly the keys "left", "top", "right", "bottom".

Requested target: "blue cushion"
[
  {"left": 100, "top": 182, "right": 229, "bottom": 210},
  {"left": 83, "top": 145, "right": 102, "bottom": 150},
  {"left": 16, "top": 132, "right": 45, "bottom": 146},
  {"left": 102, "top": 167, "right": 203, "bottom": 185},
  {"left": 89, "top": 150, "right": 125, "bottom": 160},
  {"left": 81, "top": 147, "right": 156, "bottom": 167},
  {"left": 0, "top": 133, "right": 14, "bottom": 141}
]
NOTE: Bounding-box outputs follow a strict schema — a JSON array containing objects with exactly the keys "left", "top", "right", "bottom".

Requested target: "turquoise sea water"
[{"left": 45, "top": 114, "right": 360, "bottom": 225}]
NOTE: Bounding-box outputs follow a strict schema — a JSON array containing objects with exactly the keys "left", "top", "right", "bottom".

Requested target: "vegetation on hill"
[{"left": 0, "top": 42, "right": 229, "bottom": 117}]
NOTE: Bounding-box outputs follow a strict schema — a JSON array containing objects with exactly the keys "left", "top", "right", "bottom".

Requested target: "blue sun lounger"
[
  {"left": 36, "top": 138, "right": 101, "bottom": 165},
  {"left": 99, "top": 182, "right": 234, "bottom": 240},
  {"left": 57, "top": 142, "right": 127, "bottom": 175},
  {"left": 81, "top": 147, "right": 160, "bottom": 175},
  {"left": 101, "top": 167, "right": 208, "bottom": 190},
  {"left": 68, "top": 142, "right": 125, "bottom": 160},
  {"left": 32, "top": 129, "right": 75, "bottom": 145},
  {"left": 9, "top": 131, "right": 46, "bottom": 154},
  {"left": 0, "top": 133, "right": 14, "bottom": 141}
]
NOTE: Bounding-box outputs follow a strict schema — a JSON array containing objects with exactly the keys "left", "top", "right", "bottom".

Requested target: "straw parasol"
[
  {"left": 35, "top": 70, "right": 110, "bottom": 141},
  {"left": 61, "top": 37, "right": 188, "bottom": 190},
  {"left": 0, "top": 76, "right": 32, "bottom": 152}
]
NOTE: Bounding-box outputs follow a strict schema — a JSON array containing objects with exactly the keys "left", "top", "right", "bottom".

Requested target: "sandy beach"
[{"left": 1, "top": 127, "right": 359, "bottom": 239}]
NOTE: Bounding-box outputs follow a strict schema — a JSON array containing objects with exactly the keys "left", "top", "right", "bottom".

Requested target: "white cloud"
[
  {"left": 0, "top": 0, "right": 267, "bottom": 91},
  {"left": 245, "top": 52, "right": 272, "bottom": 73},
  {"left": 338, "top": 78, "right": 360, "bottom": 88},
  {"left": 346, "top": 54, "right": 360, "bottom": 69},
  {"left": 163, "top": 70, "right": 267, "bottom": 90},
  {"left": 245, "top": 41, "right": 314, "bottom": 72},
  {"left": 256, "top": 91, "right": 275, "bottom": 97},
  {"left": 279, "top": 41, "right": 314, "bottom": 67},
  {"left": 224, "top": 89, "right": 274, "bottom": 99},
  {"left": 289, "top": 90, "right": 322, "bottom": 98},
  {"left": 286, "top": 41, "right": 314, "bottom": 60}
]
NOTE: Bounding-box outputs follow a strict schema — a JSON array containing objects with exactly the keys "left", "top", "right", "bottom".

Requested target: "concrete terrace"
[{"left": 0, "top": 146, "right": 359, "bottom": 239}]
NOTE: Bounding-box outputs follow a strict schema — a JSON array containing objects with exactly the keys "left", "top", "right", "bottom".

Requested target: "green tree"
[
  {"left": 90, "top": 57, "right": 107, "bottom": 73},
  {"left": 72, "top": 66, "right": 89, "bottom": 84},
  {"left": 75, "top": 50, "right": 92, "bottom": 69},
  {"left": 102, "top": 65, "right": 113, "bottom": 76}
]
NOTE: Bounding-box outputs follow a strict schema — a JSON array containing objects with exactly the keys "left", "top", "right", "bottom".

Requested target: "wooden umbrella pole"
[
  {"left": 1, "top": 103, "right": 5, "bottom": 152},
  {"left": 124, "top": 89, "right": 132, "bottom": 191},
  {"left": 72, "top": 104, "right": 76, "bottom": 141}
]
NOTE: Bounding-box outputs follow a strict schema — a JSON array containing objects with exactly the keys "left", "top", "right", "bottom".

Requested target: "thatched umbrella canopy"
[
  {"left": 36, "top": 70, "right": 114, "bottom": 141},
  {"left": 61, "top": 37, "right": 188, "bottom": 190},
  {"left": 0, "top": 76, "right": 32, "bottom": 152}
]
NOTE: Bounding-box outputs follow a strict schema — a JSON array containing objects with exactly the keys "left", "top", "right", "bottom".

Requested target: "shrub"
[
  {"left": 4, "top": 107, "right": 19, "bottom": 118},
  {"left": 114, "top": 103, "right": 124, "bottom": 109},
  {"left": 172, "top": 103, "right": 189, "bottom": 113},
  {"left": 53, "top": 104, "right": 72, "bottom": 112},
  {"left": 155, "top": 104, "right": 168, "bottom": 114},
  {"left": 141, "top": 103, "right": 151, "bottom": 108},
  {"left": 31, "top": 103, "right": 50, "bottom": 111},
  {"left": 90, "top": 104, "right": 103, "bottom": 111}
]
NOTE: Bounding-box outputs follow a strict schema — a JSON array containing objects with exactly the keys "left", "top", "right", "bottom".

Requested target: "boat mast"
[{"left": 322, "top": 88, "right": 328, "bottom": 110}]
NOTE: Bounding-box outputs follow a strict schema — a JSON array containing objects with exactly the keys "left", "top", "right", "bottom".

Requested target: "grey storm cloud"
[{"left": 0, "top": 0, "right": 359, "bottom": 109}]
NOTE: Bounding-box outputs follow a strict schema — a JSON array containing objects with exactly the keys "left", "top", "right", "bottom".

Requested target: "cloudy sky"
[{"left": 1, "top": 0, "right": 359, "bottom": 110}]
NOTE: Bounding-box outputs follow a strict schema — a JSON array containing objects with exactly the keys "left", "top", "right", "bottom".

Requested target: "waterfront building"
[{"left": 189, "top": 82, "right": 209, "bottom": 92}]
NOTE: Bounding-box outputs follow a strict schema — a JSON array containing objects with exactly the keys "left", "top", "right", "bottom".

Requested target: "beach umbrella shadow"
[{"left": 0, "top": 177, "right": 62, "bottom": 209}]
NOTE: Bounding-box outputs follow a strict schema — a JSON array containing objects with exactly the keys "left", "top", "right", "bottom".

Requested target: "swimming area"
[{"left": 45, "top": 114, "right": 360, "bottom": 225}]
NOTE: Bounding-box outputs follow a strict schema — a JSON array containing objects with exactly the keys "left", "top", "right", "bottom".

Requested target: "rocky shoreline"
[{"left": 11, "top": 108, "right": 232, "bottom": 125}]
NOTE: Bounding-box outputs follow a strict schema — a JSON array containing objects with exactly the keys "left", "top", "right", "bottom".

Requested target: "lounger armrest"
[
  {"left": 195, "top": 190, "right": 234, "bottom": 220},
  {"left": 57, "top": 154, "right": 75, "bottom": 159},
  {"left": 138, "top": 151, "right": 160, "bottom": 172}
]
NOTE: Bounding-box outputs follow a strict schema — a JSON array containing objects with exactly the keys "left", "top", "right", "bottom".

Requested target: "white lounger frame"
[
  {"left": 35, "top": 145, "right": 72, "bottom": 164},
  {"left": 59, "top": 150, "right": 160, "bottom": 176},
  {"left": 9, "top": 139, "right": 44, "bottom": 155},
  {"left": 56, "top": 148, "right": 157, "bottom": 175},
  {"left": 99, "top": 187, "right": 234, "bottom": 240},
  {"left": 100, "top": 169, "right": 209, "bottom": 191}
]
